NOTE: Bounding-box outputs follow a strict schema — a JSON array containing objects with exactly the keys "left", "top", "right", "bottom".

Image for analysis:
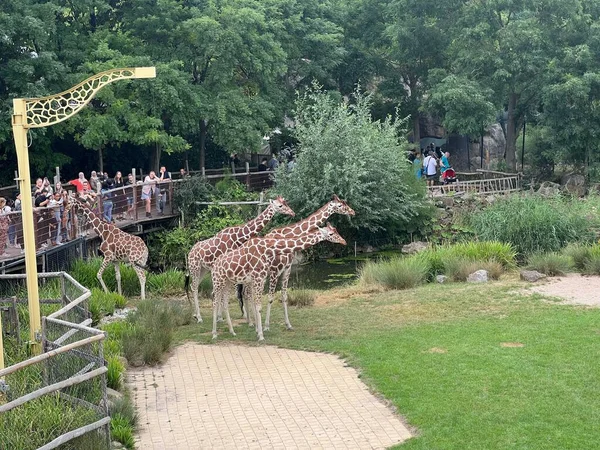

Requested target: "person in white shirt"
[
  {"left": 141, "top": 171, "right": 157, "bottom": 218},
  {"left": 423, "top": 150, "right": 438, "bottom": 187}
]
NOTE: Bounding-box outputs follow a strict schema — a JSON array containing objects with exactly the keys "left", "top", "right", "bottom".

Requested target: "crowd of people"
[
  {"left": 0, "top": 166, "right": 185, "bottom": 256},
  {"left": 409, "top": 143, "right": 453, "bottom": 187}
]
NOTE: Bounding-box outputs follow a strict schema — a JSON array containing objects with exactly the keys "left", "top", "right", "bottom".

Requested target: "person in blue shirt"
[
  {"left": 441, "top": 151, "right": 451, "bottom": 175},
  {"left": 413, "top": 152, "right": 423, "bottom": 179}
]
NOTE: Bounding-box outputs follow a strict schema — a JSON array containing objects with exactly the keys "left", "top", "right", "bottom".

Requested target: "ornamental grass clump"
[
  {"left": 526, "top": 252, "right": 573, "bottom": 276},
  {"left": 286, "top": 289, "right": 317, "bottom": 307},
  {"left": 469, "top": 194, "right": 593, "bottom": 256},
  {"left": 360, "top": 256, "right": 429, "bottom": 290},
  {"left": 444, "top": 257, "right": 504, "bottom": 281}
]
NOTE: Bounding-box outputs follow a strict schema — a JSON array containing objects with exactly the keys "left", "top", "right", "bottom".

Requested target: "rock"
[
  {"left": 364, "top": 245, "right": 374, "bottom": 253},
  {"left": 99, "top": 307, "right": 137, "bottom": 325},
  {"left": 436, "top": 275, "right": 448, "bottom": 284},
  {"left": 537, "top": 181, "right": 561, "bottom": 197},
  {"left": 467, "top": 270, "right": 488, "bottom": 283},
  {"left": 485, "top": 195, "right": 496, "bottom": 205},
  {"left": 519, "top": 270, "right": 547, "bottom": 282},
  {"left": 106, "top": 387, "right": 124, "bottom": 402},
  {"left": 561, "top": 173, "right": 586, "bottom": 197},
  {"left": 401, "top": 241, "right": 428, "bottom": 255},
  {"left": 440, "top": 197, "right": 455, "bottom": 208},
  {"left": 112, "top": 441, "right": 126, "bottom": 449}
]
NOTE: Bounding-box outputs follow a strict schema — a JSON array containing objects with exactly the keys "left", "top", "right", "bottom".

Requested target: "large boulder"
[
  {"left": 561, "top": 173, "right": 586, "bottom": 197},
  {"left": 519, "top": 270, "right": 547, "bottom": 282},
  {"left": 401, "top": 241, "right": 428, "bottom": 255},
  {"left": 467, "top": 270, "right": 488, "bottom": 283},
  {"left": 537, "top": 181, "right": 561, "bottom": 197}
]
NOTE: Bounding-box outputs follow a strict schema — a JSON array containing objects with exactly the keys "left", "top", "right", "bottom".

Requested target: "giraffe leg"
[
  {"left": 223, "top": 285, "right": 236, "bottom": 337},
  {"left": 242, "top": 285, "right": 251, "bottom": 320},
  {"left": 281, "top": 265, "right": 293, "bottom": 330},
  {"left": 264, "top": 273, "right": 279, "bottom": 332},
  {"left": 211, "top": 281, "right": 222, "bottom": 340},
  {"left": 97, "top": 257, "right": 112, "bottom": 293},
  {"left": 114, "top": 262, "right": 122, "bottom": 297},
  {"left": 252, "top": 278, "right": 265, "bottom": 341},
  {"left": 190, "top": 269, "right": 203, "bottom": 323},
  {"left": 133, "top": 265, "right": 146, "bottom": 301}
]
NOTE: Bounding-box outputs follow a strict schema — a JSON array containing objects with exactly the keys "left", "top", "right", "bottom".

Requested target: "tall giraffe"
[
  {"left": 211, "top": 223, "right": 347, "bottom": 341},
  {"left": 259, "top": 195, "right": 355, "bottom": 331},
  {"left": 69, "top": 195, "right": 148, "bottom": 299},
  {"left": 185, "top": 196, "right": 295, "bottom": 323}
]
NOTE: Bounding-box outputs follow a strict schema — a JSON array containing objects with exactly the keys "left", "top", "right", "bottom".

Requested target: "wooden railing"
[{"left": 428, "top": 174, "right": 522, "bottom": 196}]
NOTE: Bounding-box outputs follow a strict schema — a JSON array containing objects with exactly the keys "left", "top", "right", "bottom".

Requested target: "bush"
[
  {"left": 273, "top": 84, "right": 429, "bottom": 239},
  {"left": 107, "top": 356, "right": 125, "bottom": 390},
  {"left": 172, "top": 175, "right": 214, "bottom": 223},
  {"left": 111, "top": 414, "right": 136, "bottom": 449},
  {"left": 71, "top": 258, "right": 140, "bottom": 297},
  {"left": 147, "top": 270, "right": 185, "bottom": 296},
  {"left": 583, "top": 245, "right": 600, "bottom": 274},
  {"left": 526, "top": 253, "right": 573, "bottom": 276},
  {"left": 360, "top": 256, "right": 429, "bottom": 290},
  {"left": 444, "top": 257, "right": 504, "bottom": 281},
  {"left": 286, "top": 289, "right": 317, "bottom": 307},
  {"left": 562, "top": 243, "right": 592, "bottom": 271},
  {"left": 469, "top": 194, "right": 593, "bottom": 256}
]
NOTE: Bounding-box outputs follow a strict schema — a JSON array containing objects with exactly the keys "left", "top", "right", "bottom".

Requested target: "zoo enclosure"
[{"left": 0, "top": 272, "right": 110, "bottom": 449}]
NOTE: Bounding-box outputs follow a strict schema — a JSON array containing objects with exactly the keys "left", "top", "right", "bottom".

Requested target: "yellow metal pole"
[{"left": 12, "top": 98, "right": 42, "bottom": 354}]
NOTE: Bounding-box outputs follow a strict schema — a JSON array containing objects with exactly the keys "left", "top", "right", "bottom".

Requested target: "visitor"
[
  {"left": 441, "top": 151, "right": 452, "bottom": 175},
  {"left": 0, "top": 198, "right": 9, "bottom": 255},
  {"left": 0, "top": 197, "right": 15, "bottom": 250},
  {"left": 124, "top": 173, "right": 136, "bottom": 220},
  {"left": 32, "top": 178, "right": 44, "bottom": 196},
  {"left": 101, "top": 179, "right": 115, "bottom": 223},
  {"left": 157, "top": 166, "right": 171, "bottom": 215},
  {"left": 414, "top": 152, "right": 423, "bottom": 180},
  {"left": 90, "top": 171, "right": 101, "bottom": 193},
  {"left": 179, "top": 168, "right": 188, "bottom": 178},
  {"left": 268, "top": 154, "right": 279, "bottom": 171},
  {"left": 141, "top": 171, "right": 157, "bottom": 218},
  {"left": 48, "top": 191, "right": 63, "bottom": 245},
  {"left": 423, "top": 151, "right": 438, "bottom": 187},
  {"left": 113, "top": 171, "right": 125, "bottom": 219},
  {"left": 43, "top": 177, "right": 54, "bottom": 196},
  {"left": 69, "top": 172, "right": 88, "bottom": 193},
  {"left": 54, "top": 181, "right": 64, "bottom": 196},
  {"left": 258, "top": 158, "right": 268, "bottom": 172}
]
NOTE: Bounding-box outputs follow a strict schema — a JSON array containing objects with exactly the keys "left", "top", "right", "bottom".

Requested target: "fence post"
[
  {"left": 14, "top": 170, "right": 19, "bottom": 191},
  {"left": 231, "top": 161, "right": 236, "bottom": 174},
  {"left": 201, "top": 167, "right": 206, "bottom": 178},
  {"left": 245, "top": 162, "right": 250, "bottom": 189},
  {"left": 169, "top": 182, "right": 174, "bottom": 215},
  {"left": 132, "top": 169, "right": 138, "bottom": 221},
  {"left": 54, "top": 166, "right": 60, "bottom": 185}
]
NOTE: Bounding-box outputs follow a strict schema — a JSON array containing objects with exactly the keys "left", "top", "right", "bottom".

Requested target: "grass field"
[{"left": 174, "top": 277, "right": 600, "bottom": 450}]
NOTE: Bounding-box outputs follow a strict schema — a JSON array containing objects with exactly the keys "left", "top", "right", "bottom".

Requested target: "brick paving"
[{"left": 128, "top": 343, "right": 412, "bottom": 449}]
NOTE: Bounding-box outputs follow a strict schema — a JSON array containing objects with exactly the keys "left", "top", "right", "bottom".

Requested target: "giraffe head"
[
  {"left": 329, "top": 194, "right": 355, "bottom": 217},
  {"left": 270, "top": 196, "right": 295, "bottom": 217},
  {"left": 319, "top": 222, "right": 347, "bottom": 246}
]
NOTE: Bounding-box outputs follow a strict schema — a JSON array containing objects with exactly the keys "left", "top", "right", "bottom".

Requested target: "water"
[{"left": 287, "top": 250, "right": 403, "bottom": 290}]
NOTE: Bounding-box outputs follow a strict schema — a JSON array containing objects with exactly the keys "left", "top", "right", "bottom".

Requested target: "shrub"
[
  {"left": 444, "top": 257, "right": 504, "bottom": 281},
  {"left": 147, "top": 270, "right": 185, "bottom": 296},
  {"left": 562, "top": 243, "right": 592, "bottom": 271},
  {"left": 109, "top": 394, "right": 138, "bottom": 427},
  {"left": 469, "top": 194, "right": 593, "bottom": 256},
  {"left": 71, "top": 258, "right": 140, "bottom": 297},
  {"left": 360, "top": 256, "right": 428, "bottom": 290},
  {"left": 107, "top": 356, "right": 125, "bottom": 390},
  {"left": 89, "top": 288, "right": 121, "bottom": 324},
  {"left": 111, "top": 414, "right": 136, "bottom": 449},
  {"left": 122, "top": 299, "right": 181, "bottom": 366},
  {"left": 286, "top": 289, "right": 317, "bottom": 307},
  {"left": 583, "top": 245, "right": 600, "bottom": 274},
  {"left": 526, "top": 253, "right": 573, "bottom": 276},
  {"left": 436, "top": 241, "right": 516, "bottom": 268}
]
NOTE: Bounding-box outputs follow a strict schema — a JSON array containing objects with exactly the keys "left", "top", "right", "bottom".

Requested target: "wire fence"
[{"left": 0, "top": 272, "right": 109, "bottom": 450}]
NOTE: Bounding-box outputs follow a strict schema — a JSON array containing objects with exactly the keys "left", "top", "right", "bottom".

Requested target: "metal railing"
[
  {"left": 0, "top": 272, "right": 110, "bottom": 449},
  {"left": 427, "top": 174, "right": 522, "bottom": 196}
]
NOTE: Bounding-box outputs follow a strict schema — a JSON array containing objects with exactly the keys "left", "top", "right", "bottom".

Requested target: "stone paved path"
[{"left": 129, "top": 343, "right": 412, "bottom": 449}]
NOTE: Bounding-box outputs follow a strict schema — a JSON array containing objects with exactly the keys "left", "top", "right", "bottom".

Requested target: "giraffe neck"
[
  {"left": 274, "top": 230, "right": 324, "bottom": 252},
  {"left": 275, "top": 203, "right": 331, "bottom": 236},
  {"left": 234, "top": 204, "right": 276, "bottom": 240},
  {"left": 78, "top": 203, "right": 110, "bottom": 237}
]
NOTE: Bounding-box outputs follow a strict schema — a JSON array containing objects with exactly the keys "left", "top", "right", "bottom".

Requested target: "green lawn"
[{"left": 174, "top": 279, "right": 600, "bottom": 450}]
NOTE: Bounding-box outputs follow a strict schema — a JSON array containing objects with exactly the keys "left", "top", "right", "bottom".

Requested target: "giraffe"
[
  {"left": 256, "top": 195, "right": 355, "bottom": 331},
  {"left": 211, "top": 223, "right": 347, "bottom": 341},
  {"left": 68, "top": 195, "right": 149, "bottom": 299},
  {"left": 185, "top": 196, "right": 295, "bottom": 323}
]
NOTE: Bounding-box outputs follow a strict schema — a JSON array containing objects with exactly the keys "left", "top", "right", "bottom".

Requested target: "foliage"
[
  {"left": 443, "top": 257, "right": 504, "bottom": 282},
  {"left": 122, "top": 299, "right": 190, "bottom": 366},
  {"left": 526, "top": 253, "right": 573, "bottom": 277},
  {"left": 89, "top": 288, "right": 117, "bottom": 324},
  {"left": 172, "top": 176, "right": 214, "bottom": 222},
  {"left": 469, "top": 195, "right": 594, "bottom": 257},
  {"left": 274, "top": 85, "right": 428, "bottom": 240},
  {"left": 111, "top": 414, "right": 136, "bottom": 449},
  {"left": 71, "top": 259, "right": 140, "bottom": 297},
  {"left": 107, "top": 355, "right": 125, "bottom": 390},
  {"left": 286, "top": 289, "right": 317, "bottom": 308},
  {"left": 147, "top": 270, "right": 186, "bottom": 296},
  {"left": 360, "top": 256, "right": 429, "bottom": 290}
]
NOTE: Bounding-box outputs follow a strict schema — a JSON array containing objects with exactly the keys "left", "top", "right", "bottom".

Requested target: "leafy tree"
[{"left": 273, "top": 85, "right": 427, "bottom": 237}]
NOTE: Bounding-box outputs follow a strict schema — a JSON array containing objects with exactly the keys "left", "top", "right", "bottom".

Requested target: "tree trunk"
[
  {"left": 150, "top": 142, "right": 161, "bottom": 173},
  {"left": 98, "top": 147, "right": 104, "bottom": 173},
  {"left": 199, "top": 119, "right": 207, "bottom": 170},
  {"left": 412, "top": 113, "right": 420, "bottom": 150},
  {"left": 505, "top": 92, "right": 519, "bottom": 172}
]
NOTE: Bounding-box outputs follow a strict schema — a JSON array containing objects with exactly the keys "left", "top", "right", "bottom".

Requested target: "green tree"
[{"left": 274, "top": 85, "right": 426, "bottom": 236}]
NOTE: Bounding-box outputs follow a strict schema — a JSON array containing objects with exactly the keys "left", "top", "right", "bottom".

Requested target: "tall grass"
[
  {"left": 562, "top": 243, "right": 600, "bottom": 274},
  {"left": 360, "top": 257, "right": 429, "bottom": 290},
  {"left": 526, "top": 252, "right": 573, "bottom": 276},
  {"left": 147, "top": 270, "right": 185, "bottom": 296},
  {"left": 444, "top": 257, "right": 504, "bottom": 281},
  {"left": 286, "top": 289, "right": 318, "bottom": 307},
  {"left": 71, "top": 258, "right": 140, "bottom": 297},
  {"left": 469, "top": 194, "right": 594, "bottom": 256}
]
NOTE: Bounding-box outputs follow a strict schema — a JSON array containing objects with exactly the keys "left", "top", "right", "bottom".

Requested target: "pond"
[{"left": 287, "top": 250, "right": 402, "bottom": 290}]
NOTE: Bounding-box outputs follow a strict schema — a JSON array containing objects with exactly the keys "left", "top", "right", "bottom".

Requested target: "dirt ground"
[{"left": 527, "top": 273, "right": 600, "bottom": 306}]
